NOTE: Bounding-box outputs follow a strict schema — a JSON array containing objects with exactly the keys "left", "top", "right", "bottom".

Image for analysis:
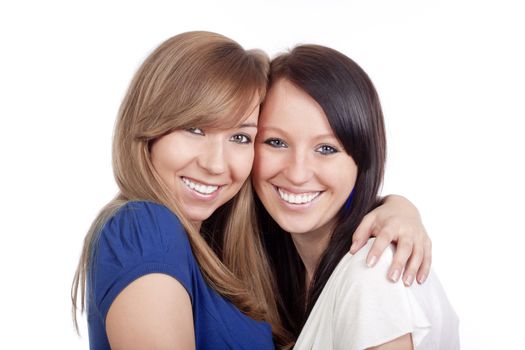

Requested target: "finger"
[
  {"left": 401, "top": 245, "right": 424, "bottom": 287},
  {"left": 387, "top": 238, "right": 413, "bottom": 283},
  {"left": 365, "top": 230, "right": 393, "bottom": 268},
  {"left": 417, "top": 239, "right": 432, "bottom": 284},
  {"left": 350, "top": 212, "right": 375, "bottom": 254}
]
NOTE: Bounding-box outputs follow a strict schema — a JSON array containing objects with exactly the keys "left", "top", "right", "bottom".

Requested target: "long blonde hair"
[{"left": 71, "top": 31, "right": 291, "bottom": 346}]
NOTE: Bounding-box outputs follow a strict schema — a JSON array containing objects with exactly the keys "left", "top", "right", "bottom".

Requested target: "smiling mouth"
[
  {"left": 181, "top": 177, "right": 220, "bottom": 195},
  {"left": 276, "top": 187, "right": 321, "bottom": 205}
]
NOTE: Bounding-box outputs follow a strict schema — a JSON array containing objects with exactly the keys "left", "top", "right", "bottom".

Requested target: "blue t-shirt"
[{"left": 87, "top": 201, "right": 274, "bottom": 349}]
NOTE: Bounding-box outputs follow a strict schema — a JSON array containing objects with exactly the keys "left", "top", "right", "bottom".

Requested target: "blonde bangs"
[
  {"left": 184, "top": 46, "right": 268, "bottom": 129},
  {"left": 187, "top": 85, "right": 264, "bottom": 131},
  {"left": 135, "top": 43, "right": 268, "bottom": 140}
]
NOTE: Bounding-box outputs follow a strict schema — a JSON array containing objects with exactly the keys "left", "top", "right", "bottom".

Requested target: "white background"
[{"left": 1, "top": 0, "right": 523, "bottom": 349}]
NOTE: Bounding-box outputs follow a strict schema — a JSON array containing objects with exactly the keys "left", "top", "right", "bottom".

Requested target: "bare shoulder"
[
  {"left": 106, "top": 273, "right": 195, "bottom": 350},
  {"left": 366, "top": 333, "right": 413, "bottom": 350}
]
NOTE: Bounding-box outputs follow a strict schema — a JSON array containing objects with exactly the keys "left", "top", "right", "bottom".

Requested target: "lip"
[
  {"left": 272, "top": 185, "right": 323, "bottom": 210},
  {"left": 182, "top": 176, "right": 222, "bottom": 188},
  {"left": 180, "top": 176, "right": 223, "bottom": 201},
  {"left": 275, "top": 185, "right": 322, "bottom": 195}
]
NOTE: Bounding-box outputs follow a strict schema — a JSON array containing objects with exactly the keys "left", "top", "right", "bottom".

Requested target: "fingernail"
[
  {"left": 351, "top": 239, "right": 360, "bottom": 251},
  {"left": 404, "top": 274, "right": 414, "bottom": 286},
  {"left": 366, "top": 255, "right": 377, "bottom": 267},
  {"left": 417, "top": 274, "right": 427, "bottom": 284},
  {"left": 390, "top": 269, "right": 400, "bottom": 282}
]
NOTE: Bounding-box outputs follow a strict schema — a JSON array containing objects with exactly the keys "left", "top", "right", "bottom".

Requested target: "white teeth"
[
  {"left": 182, "top": 177, "right": 219, "bottom": 195},
  {"left": 278, "top": 188, "right": 320, "bottom": 204}
]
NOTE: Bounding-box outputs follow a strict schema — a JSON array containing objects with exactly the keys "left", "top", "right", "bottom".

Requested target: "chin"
[
  {"left": 276, "top": 218, "right": 315, "bottom": 234},
  {"left": 184, "top": 208, "right": 215, "bottom": 223}
]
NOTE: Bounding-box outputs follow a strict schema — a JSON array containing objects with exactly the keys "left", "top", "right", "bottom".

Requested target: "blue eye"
[
  {"left": 264, "top": 138, "right": 288, "bottom": 148},
  {"left": 186, "top": 127, "right": 205, "bottom": 135},
  {"left": 230, "top": 134, "right": 251, "bottom": 144},
  {"left": 316, "top": 145, "right": 338, "bottom": 155}
]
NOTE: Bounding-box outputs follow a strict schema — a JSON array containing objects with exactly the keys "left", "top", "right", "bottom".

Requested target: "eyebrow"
[
  {"left": 239, "top": 122, "right": 258, "bottom": 128},
  {"left": 259, "top": 125, "right": 336, "bottom": 141}
]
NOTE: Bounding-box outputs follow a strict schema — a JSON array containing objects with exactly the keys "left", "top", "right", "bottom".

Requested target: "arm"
[
  {"left": 350, "top": 195, "right": 431, "bottom": 286},
  {"left": 93, "top": 203, "right": 197, "bottom": 349},
  {"left": 366, "top": 334, "right": 413, "bottom": 350},
  {"left": 106, "top": 273, "right": 195, "bottom": 350}
]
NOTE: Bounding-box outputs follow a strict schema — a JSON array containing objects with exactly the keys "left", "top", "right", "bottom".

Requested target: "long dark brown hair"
[{"left": 256, "top": 44, "right": 387, "bottom": 338}]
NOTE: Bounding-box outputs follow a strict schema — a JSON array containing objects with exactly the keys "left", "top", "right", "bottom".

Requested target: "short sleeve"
[
  {"left": 88, "top": 201, "right": 195, "bottom": 323},
  {"left": 332, "top": 240, "right": 431, "bottom": 349}
]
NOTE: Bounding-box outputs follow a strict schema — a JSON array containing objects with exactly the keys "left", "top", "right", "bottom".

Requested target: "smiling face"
[
  {"left": 151, "top": 105, "right": 259, "bottom": 226},
  {"left": 253, "top": 79, "right": 358, "bottom": 236}
]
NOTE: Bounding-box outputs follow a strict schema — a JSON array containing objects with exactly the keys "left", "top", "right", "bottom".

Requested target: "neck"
[
  {"left": 289, "top": 221, "right": 335, "bottom": 288},
  {"left": 192, "top": 221, "right": 202, "bottom": 231}
]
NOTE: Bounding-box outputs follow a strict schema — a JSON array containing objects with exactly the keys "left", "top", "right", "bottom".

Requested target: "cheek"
[
  {"left": 331, "top": 159, "right": 358, "bottom": 196},
  {"left": 151, "top": 140, "right": 192, "bottom": 175},
  {"left": 253, "top": 148, "right": 279, "bottom": 183},
  {"left": 228, "top": 147, "right": 255, "bottom": 182},
  {"left": 150, "top": 140, "right": 171, "bottom": 174}
]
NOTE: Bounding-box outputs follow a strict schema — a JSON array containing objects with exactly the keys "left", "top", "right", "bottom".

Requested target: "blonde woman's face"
[
  {"left": 151, "top": 105, "right": 259, "bottom": 225},
  {"left": 253, "top": 79, "right": 357, "bottom": 235}
]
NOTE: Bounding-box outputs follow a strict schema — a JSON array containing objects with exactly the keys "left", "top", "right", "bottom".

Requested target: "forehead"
[
  {"left": 242, "top": 104, "right": 260, "bottom": 124},
  {"left": 260, "top": 79, "right": 332, "bottom": 133}
]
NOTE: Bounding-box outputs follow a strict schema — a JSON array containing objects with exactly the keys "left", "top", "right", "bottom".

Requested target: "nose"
[
  {"left": 197, "top": 138, "right": 227, "bottom": 175},
  {"left": 284, "top": 150, "right": 313, "bottom": 185}
]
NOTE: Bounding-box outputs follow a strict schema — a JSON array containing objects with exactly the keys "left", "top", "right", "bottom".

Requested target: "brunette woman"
[{"left": 253, "top": 45, "right": 459, "bottom": 349}]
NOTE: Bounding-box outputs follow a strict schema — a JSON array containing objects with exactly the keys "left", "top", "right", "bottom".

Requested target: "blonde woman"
[{"left": 72, "top": 32, "right": 432, "bottom": 349}]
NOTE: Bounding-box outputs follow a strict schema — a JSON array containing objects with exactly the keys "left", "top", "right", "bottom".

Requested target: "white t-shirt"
[{"left": 294, "top": 239, "right": 459, "bottom": 350}]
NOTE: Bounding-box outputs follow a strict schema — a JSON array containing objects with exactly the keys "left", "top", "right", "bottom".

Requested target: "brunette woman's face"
[
  {"left": 253, "top": 79, "right": 358, "bottom": 235},
  {"left": 151, "top": 105, "right": 259, "bottom": 224}
]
